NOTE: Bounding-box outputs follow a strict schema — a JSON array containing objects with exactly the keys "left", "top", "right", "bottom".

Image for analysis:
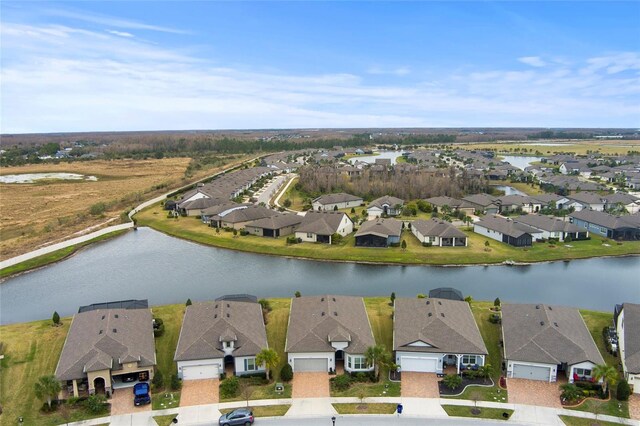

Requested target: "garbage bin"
[{"left": 396, "top": 403, "right": 403, "bottom": 414}]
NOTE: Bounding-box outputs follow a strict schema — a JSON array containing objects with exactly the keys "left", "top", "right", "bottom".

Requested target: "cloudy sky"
[{"left": 1, "top": 1, "right": 639, "bottom": 133}]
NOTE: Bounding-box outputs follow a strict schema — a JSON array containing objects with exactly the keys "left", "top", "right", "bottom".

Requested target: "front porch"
[{"left": 443, "top": 353, "right": 485, "bottom": 375}]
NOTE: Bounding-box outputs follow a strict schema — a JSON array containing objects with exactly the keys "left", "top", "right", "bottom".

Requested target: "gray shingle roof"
[
  {"left": 313, "top": 193, "right": 363, "bottom": 206},
  {"left": 394, "top": 298, "right": 488, "bottom": 355},
  {"left": 475, "top": 215, "right": 540, "bottom": 238},
  {"left": 513, "top": 214, "right": 582, "bottom": 233},
  {"left": 368, "top": 195, "right": 404, "bottom": 209},
  {"left": 296, "top": 211, "right": 351, "bottom": 235},
  {"left": 570, "top": 210, "right": 640, "bottom": 230},
  {"left": 286, "top": 295, "right": 375, "bottom": 355},
  {"left": 212, "top": 205, "right": 278, "bottom": 224},
  {"left": 462, "top": 193, "right": 499, "bottom": 208},
  {"left": 622, "top": 303, "right": 640, "bottom": 374},
  {"left": 412, "top": 219, "right": 467, "bottom": 238},
  {"left": 502, "top": 304, "right": 604, "bottom": 366},
  {"left": 355, "top": 218, "right": 402, "bottom": 238},
  {"left": 174, "top": 301, "right": 268, "bottom": 361},
  {"left": 55, "top": 309, "right": 156, "bottom": 381},
  {"left": 245, "top": 213, "right": 303, "bottom": 230}
]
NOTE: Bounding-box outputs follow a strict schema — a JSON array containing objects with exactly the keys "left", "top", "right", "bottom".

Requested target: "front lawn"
[
  {"left": 330, "top": 378, "right": 401, "bottom": 398},
  {"left": 152, "top": 391, "right": 180, "bottom": 410},
  {"left": 442, "top": 385, "right": 507, "bottom": 403},
  {"left": 333, "top": 403, "right": 398, "bottom": 414},
  {"left": 219, "top": 377, "right": 293, "bottom": 402},
  {"left": 565, "top": 398, "right": 629, "bottom": 419},
  {"left": 154, "top": 414, "right": 179, "bottom": 426},
  {"left": 559, "top": 415, "right": 625, "bottom": 426},
  {"left": 442, "top": 405, "right": 513, "bottom": 420},
  {"left": 220, "top": 405, "right": 291, "bottom": 417}
]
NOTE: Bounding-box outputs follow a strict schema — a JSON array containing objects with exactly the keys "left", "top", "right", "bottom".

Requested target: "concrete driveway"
[
  {"left": 292, "top": 372, "right": 330, "bottom": 398},
  {"left": 629, "top": 393, "right": 640, "bottom": 420},
  {"left": 507, "top": 378, "right": 562, "bottom": 408},
  {"left": 110, "top": 388, "right": 151, "bottom": 415},
  {"left": 180, "top": 379, "right": 219, "bottom": 407},
  {"left": 401, "top": 372, "right": 440, "bottom": 398}
]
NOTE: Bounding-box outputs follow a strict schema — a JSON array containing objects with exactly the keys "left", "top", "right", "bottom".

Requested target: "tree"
[
  {"left": 478, "top": 364, "right": 493, "bottom": 384},
  {"left": 390, "top": 292, "right": 396, "bottom": 305},
  {"left": 592, "top": 364, "right": 618, "bottom": 395},
  {"left": 152, "top": 370, "right": 164, "bottom": 389},
  {"left": 401, "top": 240, "right": 407, "bottom": 250},
  {"left": 617, "top": 379, "right": 631, "bottom": 401},
  {"left": 560, "top": 383, "right": 581, "bottom": 403},
  {"left": 280, "top": 364, "right": 293, "bottom": 382},
  {"left": 34, "top": 375, "right": 61, "bottom": 409},
  {"left": 333, "top": 205, "right": 338, "bottom": 211},
  {"left": 52, "top": 311, "right": 60, "bottom": 326},
  {"left": 350, "top": 207, "right": 356, "bottom": 214},
  {"left": 364, "top": 345, "right": 390, "bottom": 381},
  {"left": 186, "top": 298, "right": 192, "bottom": 306},
  {"left": 295, "top": 291, "right": 301, "bottom": 298},
  {"left": 256, "top": 348, "right": 280, "bottom": 381},
  {"left": 283, "top": 199, "right": 292, "bottom": 208},
  {"left": 494, "top": 298, "right": 501, "bottom": 308},
  {"left": 443, "top": 374, "right": 462, "bottom": 390},
  {"left": 484, "top": 240, "right": 490, "bottom": 247}
]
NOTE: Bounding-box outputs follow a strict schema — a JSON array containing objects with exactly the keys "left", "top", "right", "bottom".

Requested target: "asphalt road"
[{"left": 204, "top": 416, "right": 526, "bottom": 426}]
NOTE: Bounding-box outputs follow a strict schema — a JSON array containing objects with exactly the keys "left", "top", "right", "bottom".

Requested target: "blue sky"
[{"left": 1, "top": 1, "right": 639, "bottom": 133}]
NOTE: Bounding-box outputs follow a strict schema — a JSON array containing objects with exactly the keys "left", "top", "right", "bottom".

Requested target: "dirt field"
[
  {"left": 459, "top": 139, "right": 640, "bottom": 156},
  {"left": 0, "top": 156, "right": 243, "bottom": 260}
]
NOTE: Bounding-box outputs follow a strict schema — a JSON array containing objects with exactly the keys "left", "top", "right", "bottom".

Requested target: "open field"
[
  {"left": 0, "top": 156, "right": 246, "bottom": 260},
  {"left": 459, "top": 140, "right": 640, "bottom": 156},
  {"left": 136, "top": 204, "right": 640, "bottom": 265}
]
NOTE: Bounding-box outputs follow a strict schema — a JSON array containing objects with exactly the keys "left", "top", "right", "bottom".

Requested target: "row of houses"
[{"left": 54, "top": 297, "right": 640, "bottom": 397}]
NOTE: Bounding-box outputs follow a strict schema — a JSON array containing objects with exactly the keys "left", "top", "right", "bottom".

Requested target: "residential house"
[
  {"left": 513, "top": 214, "right": 588, "bottom": 241},
  {"left": 366, "top": 195, "right": 404, "bottom": 218},
  {"left": 567, "top": 193, "right": 606, "bottom": 212},
  {"left": 244, "top": 213, "right": 303, "bottom": 238},
  {"left": 294, "top": 211, "right": 353, "bottom": 244},
  {"left": 462, "top": 194, "right": 499, "bottom": 215},
  {"left": 569, "top": 210, "right": 640, "bottom": 240},
  {"left": 531, "top": 194, "right": 563, "bottom": 210},
  {"left": 615, "top": 303, "right": 640, "bottom": 393},
  {"left": 55, "top": 300, "right": 156, "bottom": 397},
  {"left": 473, "top": 215, "right": 541, "bottom": 247},
  {"left": 174, "top": 299, "right": 268, "bottom": 380},
  {"left": 495, "top": 195, "right": 542, "bottom": 214},
  {"left": 426, "top": 196, "right": 475, "bottom": 215},
  {"left": 312, "top": 193, "right": 363, "bottom": 211},
  {"left": 605, "top": 193, "right": 640, "bottom": 214},
  {"left": 393, "top": 298, "right": 488, "bottom": 374},
  {"left": 209, "top": 205, "right": 278, "bottom": 229},
  {"left": 502, "top": 304, "right": 604, "bottom": 383},
  {"left": 411, "top": 218, "right": 468, "bottom": 247},
  {"left": 201, "top": 203, "right": 251, "bottom": 224},
  {"left": 354, "top": 218, "right": 402, "bottom": 247},
  {"left": 285, "top": 295, "right": 375, "bottom": 373}
]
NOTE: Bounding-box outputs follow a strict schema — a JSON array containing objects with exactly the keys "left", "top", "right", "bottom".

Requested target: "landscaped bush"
[
  {"left": 350, "top": 371, "right": 374, "bottom": 382},
  {"left": 442, "top": 374, "right": 462, "bottom": 390},
  {"left": 617, "top": 379, "right": 631, "bottom": 401},
  {"left": 560, "top": 383, "right": 582, "bottom": 403},
  {"left": 280, "top": 364, "right": 293, "bottom": 382},
  {"left": 153, "top": 318, "right": 165, "bottom": 337},
  {"left": 331, "top": 374, "right": 352, "bottom": 391},
  {"left": 286, "top": 236, "right": 301, "bottom": 244},
  {"left": 152, "top": 370, "right": 164, "bottom": 389},
  {"left": 170, "top": 373, "right": 182, "bottom": 390},
  {"left": 422, "top": 242, "right": 433, "bottom": 247},
  {"left": 84, "top": 394, "right": 108, "bottom": 414},
  {"left": 220, "top": 376, "right": 240, "bottom": 398},
  {"left": 239, "top": 229, "right": 249, "bottom": 236}
]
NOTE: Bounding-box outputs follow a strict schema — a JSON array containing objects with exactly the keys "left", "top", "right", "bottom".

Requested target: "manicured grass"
[
  {"left": 469, "top": 302, "right": 503, "bottom": 380},
  {"left": 559, "top": 415, "right": 625, "bottom": 426},
  {"left": 442, "top": 405, "right": 513, "bottom": 420},
  {"left": 220, "top": 405, "right": 291, "bottom": 417},
  {"left": 330, "top": 379, "right": 400, "bottom": 398},
  {"left": 150, "top": 303, "right": 185, "bottom": 406},
  {"left": 566, "top": 398, "right": 629, "bottom": 419},
  {"left": 444, "top": 385, "right": 508, "bottom": 403},
  {"left": 154, "top": 414, "right": 179, "bottom": 426},
  {"left": 0, "top": 229, "right": 128, "bottom": 279},
  {"left": 152, "top": 391, "right": 180, "bottom": 410},
  {"left": 580, "top": 309, "right": 618, "bottom": 368},
  {"left": 137, "top": 204, "right": 640, "bottom": 265},
  {"left": 219, "top": 379, "right": 292, "bottom": 402},
  {"left": 265, "top": 298, "right": 292, "bottom": 380},
  {"left": 333, "top": 403, "right": 398, "bottom": 414}
]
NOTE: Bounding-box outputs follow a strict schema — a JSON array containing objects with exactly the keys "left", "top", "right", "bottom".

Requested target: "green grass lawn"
[
  {"left": 442, "top": 405, "right": 513, "bottom": 420},
  {"left": 152, "top": 391, "right": 180, "bottom": 410},
  {"left": 559, "top": 415, "right": 625, "bottom": 426},
  {"left": 565, "top": 398, "right": 629, "bottom": 419},
  {"left": 154, "top": 414, "right": 179, "bottom": 426},
  {"left": 580, "top": 309, "right": 618, "bottom": 367},
  {"left": 333, "top": 403, "right": 397, "bottom": 414},
  {"left": 219, "top": 379, "right": 292, "bottom": 403},
  {"left": 220, "top": 405, "right": 291, "bottom": 417},
  {"left": 443, "top": 385, "right": 508, "bottom": 404},
  {"left": 265, "top": 298, "right": 291, "bottom": 381},
  {"left": 136, "top": 204, "right": 640, "bottom": 265}
]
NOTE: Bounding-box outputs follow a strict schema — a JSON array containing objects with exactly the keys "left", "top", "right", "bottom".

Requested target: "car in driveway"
[
  {"left": 133, "top": 382, "right": 151, "bottom": 406},
  {"left": 218, "top": 408, "right": 254, "bottom": 426}
]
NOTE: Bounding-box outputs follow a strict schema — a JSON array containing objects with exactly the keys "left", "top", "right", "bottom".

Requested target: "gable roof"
[
  {"left": 286, "top": 295, "right": 375, "bottom": 355},
  {"left": 394, "top": 298, "right": 487, "bottom": 355},
  {"left": 462, "top": 193, "right": 499, "bottom": 208},
  {"left": 312, "top": 193, "right": 363, "bottom": 206},
  {"left": 296, "top": 211, "right": 351, "bottom": 235},
  {"left": 513, "top": 214, "right": 582, "bottom": 233},
  {"left": 502, "top": 304, "right": 604, "bottom": 366},
  {"left": 412, "top": 218, "right": 467, "bottom": 238},
  {"left": 567, "top": 192, "right": 606, "bottom": 205},
  {"left": 474, "top": 215, "right": 540, "bottom": 238},
  {"left": 621, "top": 303, "right": 640, "bottom": 374},
  {"left": 174, "top": 300, "right": 268, "bottom": 361},
  {"left": 368, "top": 195, "right": 404, "bottom": 209},
  {"left": 212, "top": 205, "right": 278, "bottom": 224},
  {"left": 245, "top": 213, "right": 303, "bottom": 230},
  {"left": 570, "top": 210, "right": 640, "bottom": 230},
  {"left": 355, "top": 218, "right": 402, "bottom": 238},
  {"left": 55, "top": 308, "right": 156, "bottom": 381}
]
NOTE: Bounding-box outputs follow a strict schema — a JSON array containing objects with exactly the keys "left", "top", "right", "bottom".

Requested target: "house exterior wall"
[
  {"left": 572, "top": 218, "right": 611, "bottom": 238},
  {"left": 473, "top": 224, "right": 503, "bottom": 244},
  {"left": 287, "top": 351, "right": 335, "bottom": 372},
  {"left": 568, "top": 361, "right": 599, "bottom": 384},
  {"left": 234, "top": 355, "right": 266, "bottom": 376},
  {"left": 337, "top": 215, "right": 354, "bottom": 236},
  {"left": 87, "top": 369, "right": 112, "bottom": 394},
  {"left": 506, "top": 359, "right": 557, "bottom": 382},
  {"left": 295, "top": 231, "right": 318, "bottom": 243},
  {"left": 177, "top": 358, "right": 223, "bottom": 379},
  {"left": 617, "top": 309, "right": 640, "bottom": 393},
  {"left": 344, "top": 353, "right": 373, "bottom": 373},
  {"left": 312, "top": 199, "right": 362, "bottom": 211}
]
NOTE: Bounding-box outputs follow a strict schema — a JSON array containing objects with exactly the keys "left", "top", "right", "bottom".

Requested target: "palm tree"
[
  {"left": 34, "top": 375, "right": 62, "bottom": 409},
  {"left": 256, "top": 348, "right": 280, "bottom": 382},
  {"left": 592, "top": 364, "right": 618, "bottom": 396},
  {"left": 364, "top": 345, "right": 390, "bottom": 381},
  {"left": 478, "top": 364, "right": 493, "bottom": 384}
]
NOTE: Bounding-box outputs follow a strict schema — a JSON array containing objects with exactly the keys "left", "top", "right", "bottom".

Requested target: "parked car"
[
  {"left": 218, "top": 408, "right": 254, "bottom": 426},
  {"left": 133, "top": 382, "right": 151, "bottom": 406}
]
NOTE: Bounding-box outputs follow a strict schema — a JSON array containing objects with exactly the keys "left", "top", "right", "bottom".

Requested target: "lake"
[
  {"left": 1, "top": 228, "right": 638, "bottom": 324},
  {"left": 501, "top": 155, "right": 543, "bottom": 171},
  {"left": 0, "top": 173, "right": 98, "bottom": 184}
]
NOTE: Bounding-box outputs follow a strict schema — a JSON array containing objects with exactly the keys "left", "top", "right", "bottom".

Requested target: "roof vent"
[
  {"left": 334, "top": 312, "right": 338, "bottom": 316},
  {"left": 441, "top": 313, "right": 445, "bottom": 317},
  {"left": 226, "top": 313, "right": 230, "bottom": 318},
  {"left": 554, "top": 322, "right": 559, "bottom": 327},
  {"left": 540, "top": 321, "right": 544, "bottom": 326},
  {"left": 321, "top": 297, "right": 325, "bottom": 302},
  {"left": 115, "top": 314, "right": 119, "bottom": 319},
  {"left": 536, "top": 305, "right": 540, "bottom": 309},
  {"left": 321, "top": 312, "right": 325, "bottom": 316},
  {"left": 428, "top": 312, "right": 432, "bottom": 317},
  {"left": 113, "top": 328, "right": 117, "bottom": 333},
  {"left": 438, "top": 301, "right": 442, "bottom": 305}
]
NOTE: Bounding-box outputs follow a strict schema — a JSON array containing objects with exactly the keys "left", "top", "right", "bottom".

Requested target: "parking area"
[
  {"left": 507, "top": 378, "right": 562, "bottom": 408},
  {"left": 401, "top": 372, "right": 440, "bottom": 398},
  {"left": 110, "top": 388, "right": 151, "bottom": 415},
  {"left": 292, "top": 372, "right": 330, "bottom": 398},
  {"left": 180, "top": 379, "right": 219, "bottom": 407}
]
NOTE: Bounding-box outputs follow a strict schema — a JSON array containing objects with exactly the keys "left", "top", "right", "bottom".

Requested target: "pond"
[
  {"left": 348, "top": 151, "right": 406, "bottom": 165},
  {"left": 0, "top": 173, "right": 98, "bottom": 184},
  {"left": 1, "top": 228, "right": 638, "bottom": 324},
  {"left": 501, "top": 156, "right": 543, "bottom": 171},
  {"left": 491, "top": 185, "right": 527, "bottom": 196}
]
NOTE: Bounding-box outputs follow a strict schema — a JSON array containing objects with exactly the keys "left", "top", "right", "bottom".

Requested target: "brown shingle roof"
[
  {"left": 174, "top": 301, "right": 268, "bottom": 361},
  {"left": 355, "top": 218, "right": 402, "bottom": 238},
  {"left": 502, "top": 304, "right": 604, "bottom": 366},
  {"left": 286, "top": 295, "right": 375, "bottom": 354},
  {"left": 394, "top": 298, "right": 487, "bottom": 355},
  {"left": 55, "top": 309, "right": 156, "bottom": 381}
]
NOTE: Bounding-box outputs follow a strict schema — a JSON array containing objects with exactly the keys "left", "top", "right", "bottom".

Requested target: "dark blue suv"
[{"left": 133, "top": 382, "right": 151, "bottom": 406}]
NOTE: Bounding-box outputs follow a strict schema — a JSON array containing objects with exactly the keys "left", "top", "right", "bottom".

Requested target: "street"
[{"left": 191, "top": 416, "right": 529, "bottom": 426}]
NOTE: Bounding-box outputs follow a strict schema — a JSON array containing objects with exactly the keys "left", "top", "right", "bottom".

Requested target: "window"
[
  {"left": 244, "top": 358, "right": 257, "bottom": 371},
  {"left": 574, "top": 368, "right": 591, "bottom": 377},
  {"left": 307, "top": 233, "right": 313, "bottom": 238},
  {"left": 462, "top": 355, "right": 478, "bottom": 365},
  {"left": 349, "top": 355, "right": 367, "bottom": 370}
]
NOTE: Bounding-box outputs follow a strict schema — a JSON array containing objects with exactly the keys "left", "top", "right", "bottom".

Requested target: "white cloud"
[
  {"left": 366, "top": 66, "right": 411, "bottom": 76},
  {"left": 107, "top": 30, "right": 134, "bottom": 38},
  {"left": 518, "top": 56, "right": 546, "bottom": 67}
]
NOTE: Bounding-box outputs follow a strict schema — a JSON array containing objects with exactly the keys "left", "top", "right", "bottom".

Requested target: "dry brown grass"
[
  {"left": 0, "top": 157, "right": 244, "bottom": 260},
  {"left": 461, "top": 139, "right": 640, "bottom": 156}
]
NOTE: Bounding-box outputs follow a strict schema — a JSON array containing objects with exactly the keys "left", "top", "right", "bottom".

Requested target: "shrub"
[
  {"left": 220, "top": 376, "right": 239, "bottom": 398},
  {"left": 84, "top": 394, "right": 108, "bottom": 414},
  {"left": 152, "top": 370, "right": 164, "bottom": 389},
  {"left": 286, "top": 236, "right": 300, "bottom": 244},
  {"left": 331, "top": 374, "right": 352, "bottom": 391},
  {"left": 239, "top": 229, "right": 249, "bottom": 236},
  {"left": 280, "top": 364, "right": 293, "bottom": 382},
  {"left": 331, "top": 233, "right": 343, "bottom": 244},
  {"left": 353, "top": 372, "right": 369, "bottom": 382},
  {"left": 443, "top": 374, "right": 462, "bottom": 390},
  {"left": 186, "top": 298, "right": 192, "bottom": 306},
  {"left": 417, "top": 293, "right": 426, "bottom": 299},
  {"left": 494, "top": 298, "right": 501, "bottom": 307},
  {"left": 153, "top": 322, "right": 165, "bottom": 337},
  {"left": 170, "top": 374, "right": 182, "bottom": 390},
  {"left": 259, "top": 299, "right": 272, "bottom": 312},
  {"left": 422, "top": 242, "right": 433, "bottom": 247},
  {"left": 617, "top": 379, "right": 631, "bottom": 401},
  {"left": 560, "top": 384, "right": 582, "bottom": 403},
  {"left": 89, "top": 202, "right": 106, "bottom": 216},
  {"left": 52, "top": 311, "right": 60, "bottom": 325}
]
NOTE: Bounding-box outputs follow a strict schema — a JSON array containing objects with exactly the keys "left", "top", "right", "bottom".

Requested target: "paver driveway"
[
  {"left": 401, "top": 372, "right": 439, "bottom": 398},
  {"left": 629, "top": 393, "right": 640, "bottom": 420},
  {"left": 507, "top": 378, "right": 562, "bottom": 408},
  {"left": 292, "top": 372, "right": 330, "bottom": 398},
  {"left": 180, "top": 379, "right": 219, "bottom": 407},
  {"left": 110, "top": 388, "right": 151, "bottom": 415}
]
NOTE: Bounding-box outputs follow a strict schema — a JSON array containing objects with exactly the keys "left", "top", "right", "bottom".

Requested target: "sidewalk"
[{"left": 63, "top": 396, "right": 640, "bottom": 426}]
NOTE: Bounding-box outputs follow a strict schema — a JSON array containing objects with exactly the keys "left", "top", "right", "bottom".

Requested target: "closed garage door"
[
  {"left": 512, "top": 364, "right": 551, "bottom": 381},
  {"left": 182, "top": 364, "right": 220, "bottom": 380},
  {"left": 401, "top": 356, "right": 438, "bottom": 373},
  {"left": 293, "top": 358, "right": 328, "bottom": 372}
]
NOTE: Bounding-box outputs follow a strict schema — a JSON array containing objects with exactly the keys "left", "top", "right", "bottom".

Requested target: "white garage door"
[
  {"left": 293, "top": 358, "right": 328, "bottom": 372},
  {"left": 512, "top": 364, "right": 551, "bottom": 381},
  {"left": 182, "top": 364, "right": 220, "bottom": 380},
  {"left": 401, "top": 356, "right": 438, "bottom": 373}
]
